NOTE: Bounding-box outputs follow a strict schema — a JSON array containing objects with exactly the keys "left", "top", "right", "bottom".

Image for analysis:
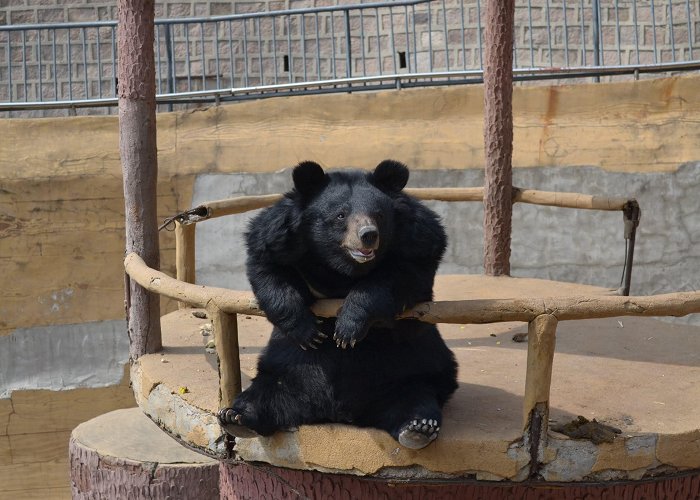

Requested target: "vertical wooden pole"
[
  {"left": 175, "top": 221, "right": 196, "bottom": 308},
  {"left": 482, "top": 0, "right": 515, "bottom": 276},
  {"left": 523, "top": 313, "right": 558, "bottom": 473},
  {"left": 208, "top": 306, "right": 242, "bottom": 409},
  {"left": 118, "top": 0, "right": 161, "bottom": 360}
]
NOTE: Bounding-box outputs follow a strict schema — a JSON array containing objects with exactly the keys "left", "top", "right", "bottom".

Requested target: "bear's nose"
[{"left": 358, "top": 225, "right": 378, "bottom": 247}]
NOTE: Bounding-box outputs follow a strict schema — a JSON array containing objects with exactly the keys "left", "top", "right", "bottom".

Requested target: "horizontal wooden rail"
[
  {"left": 180, "top": 187, "right": 633, "bottom": 224},
  {"left": 125, "top": 253, "right": 700, "bottom": 324}
]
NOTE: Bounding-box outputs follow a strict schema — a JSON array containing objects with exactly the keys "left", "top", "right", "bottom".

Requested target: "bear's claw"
[
  {"left": 398, "top": 418, "right": 440, "bottom": 449},
  {"left": 217, "top": 408, "right": 259, "bottom": 438}
]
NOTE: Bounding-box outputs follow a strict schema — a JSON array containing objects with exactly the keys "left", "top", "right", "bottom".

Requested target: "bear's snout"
[{"left": 358, "top": 225, "right": 379, "bottom": 247}]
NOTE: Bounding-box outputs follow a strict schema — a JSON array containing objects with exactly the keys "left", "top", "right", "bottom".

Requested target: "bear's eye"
[{"left": 336, "top": 212, "right": 345, "bottom": 220}]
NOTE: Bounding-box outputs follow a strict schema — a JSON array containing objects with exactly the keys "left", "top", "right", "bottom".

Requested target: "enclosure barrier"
[
  {"left": 119, "top": 184, "right": 700, "bottom": 472},
  {"left": 3, "top": 0, "right": 700, "bottom": 111}
]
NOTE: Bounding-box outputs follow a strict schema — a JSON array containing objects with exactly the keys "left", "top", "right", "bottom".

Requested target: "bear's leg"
[
  {"left": 358, "top": 382, "right": 443, "bottom": 450},
  {"left": 218, "top": 357, "right": 335, "bottom": 438}
]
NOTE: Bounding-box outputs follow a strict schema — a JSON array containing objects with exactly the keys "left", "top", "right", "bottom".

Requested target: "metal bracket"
[{"left": 158, "top": 205, "right": 210, "bottom": 231}]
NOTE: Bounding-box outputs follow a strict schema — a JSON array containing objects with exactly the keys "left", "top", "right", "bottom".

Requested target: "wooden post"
[
  {"left": 175, "top": 221, "right": 196, "bottom": 308},
  {"left": 119, "top": 0, "right": 161, "bottom": 360},
  {"left": 208, "top": 305, "right": 242, "bottom": 409},
  {"left": 523, "top": 313, "right": 558, "bottom": 474},
  {"left": 482, "top": 0, "right": 515, "bottom": 276}
]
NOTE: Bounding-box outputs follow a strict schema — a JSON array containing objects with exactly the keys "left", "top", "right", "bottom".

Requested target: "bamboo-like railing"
[{"left": 126, "top": 186, "right": 692, "bottom": 464}]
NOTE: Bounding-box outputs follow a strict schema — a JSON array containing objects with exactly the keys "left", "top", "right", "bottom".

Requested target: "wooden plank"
[
  {"left": 0, "top": 458, "right": 69, "bottom": 493},
  {"left": 0, "top": 435, "right": 10, "bottom": 466},
  {"left": 8, "top": 431, "right": 71, "bottom": 465},
  {"left": 7, "top": 377, "right": 135, "bottom": 436},
  {"left": 0, "top": 399, "right": 11, "bottom": 437},
  {"left": 3, "top": 487, "right": 71, "bottom": 500}
]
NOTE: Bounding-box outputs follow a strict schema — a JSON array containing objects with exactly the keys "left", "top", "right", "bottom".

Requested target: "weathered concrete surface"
[
  {"left": 132, "top": 275, "right": 700, "bottom": 481},
  {"left": 192, "top": 162, "right": 700, "bottom": 326}
]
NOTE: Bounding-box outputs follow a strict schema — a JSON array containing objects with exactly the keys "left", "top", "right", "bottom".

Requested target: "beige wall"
[{"left": 1, "top": 74, "right": 699, "bottom": 497}]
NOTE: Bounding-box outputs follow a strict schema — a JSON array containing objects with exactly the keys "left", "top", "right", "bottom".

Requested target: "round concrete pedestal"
[
  {"left": 69, "top": 408, "right": 219, "bottom": 499},
  {"left": 130, "top": 275, "right": 700, "bottom": 493}
]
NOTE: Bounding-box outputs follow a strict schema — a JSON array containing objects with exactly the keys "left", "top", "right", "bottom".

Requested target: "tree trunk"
[
  {"left": 482, "top": 0, "right": 515, "bottom": 276},
  {"left": 118, "top": 0, "right": 161, "bottom": 359}
]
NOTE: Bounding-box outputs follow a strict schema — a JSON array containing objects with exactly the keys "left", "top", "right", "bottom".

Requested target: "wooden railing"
[{"left": 123, "top": 186, "right": 700, "bottom": 464}]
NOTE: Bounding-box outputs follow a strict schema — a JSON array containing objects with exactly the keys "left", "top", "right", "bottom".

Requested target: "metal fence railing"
[{"left": 1, "top": 0, "right": 699, "bottom": 112}]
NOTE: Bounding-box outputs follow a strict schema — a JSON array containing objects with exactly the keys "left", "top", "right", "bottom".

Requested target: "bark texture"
[
  {"left": 483, "top": 0, "right": 515, "bottom": 276},
  {"left": 118, "top": 0, "right": 161, "bottom": 359},
  {"left": 220, "top": 461, "right": 700, "bottom": 499}
]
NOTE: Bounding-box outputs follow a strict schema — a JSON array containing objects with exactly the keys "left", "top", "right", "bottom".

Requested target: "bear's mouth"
[{"left": 346, "top": 247, "right": 376, "bottom": 263}]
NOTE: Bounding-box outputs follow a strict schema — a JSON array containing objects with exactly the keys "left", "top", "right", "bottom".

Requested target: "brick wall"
[{"left": 1, "top": 0, "right": 698, "bottom": 115}]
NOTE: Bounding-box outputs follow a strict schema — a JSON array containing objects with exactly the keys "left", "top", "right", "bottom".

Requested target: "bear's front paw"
[
  {"left": 218, "top": 407, "right": 260, "bottom": 438},
  {"left": 333, "top": 311, "right": 370, "bottom": 349},
  {"left": 286, "top": 321, "right": 328, "bottom": 351}
]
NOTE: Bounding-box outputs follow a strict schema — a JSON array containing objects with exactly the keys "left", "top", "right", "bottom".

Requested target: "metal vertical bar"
[
  {"left": 359, "top": 10, "right": 366, "bottom": 76},
  {"left": 52, "top": 28, "right": 58, "bottom": 99},
  {"left": 243, "top": 20, "right": 249, "bottom": 86},
  {"left": 200, "top": 22, "right": 206, "bottom": 90},
  {"left": 214, "top": 22, "right": 221, "bottom": 90},
  {"left": 442, "top": 0, "right": 450, "bottom": 71},
  {"left": 301, "top": 14, "right": 308, "bottom": 81},
  {"left": 563, "top": 0, "right": 570, "bottom": 66},
  {"left": 37, "top": 29, "right": 43, "bottom": 101},
  {"left": 315, "top": 13, "right": 321, "bottom": 79},
  {"left": 651, "top": 0, "right": 659, "bottom": 63},
  {"left": 344, "top": 10, "right": 352, "bottom": 78},
  {"left": 21, "top": 31, "right": 28, "bottom": 101},
  {"left": 375, "top": 8, "right": 383, "bottom": 75},
  {"left": 412, "top": 4, "right": 418, "bottom": 71},
  {"left": 272, "top": 17, "right": 279, "bottom": 83},
  {"left": 165, "top": 24, "right": 174, "bottom": 94},
  {"left": 614, "top": 0, "right": 622, "bottom": 64},
  {"left": 67, "top": 28, "right": 73, "bottom": 100},
  {"left": 632, "top": 0, "right": 640, "bottom": 64},
  {"left": 185, "top": 24, "right": 192, "bottom": 90},
  {"left": 389, "top": 7, "right": 397, "bottom": 74},
  {"left": 111, "top": 25, "right": 117, "bottom": 96},
  {"left": 330, "top": 11, "right": 338, "bottom": 78},
  {"left": 81, "top": 28, "right": 88, "bottom": 98},
  {"left": 579, "top": 0, "right": 587, "bottom": 65},
  {"left": 527, "top": 0, "right": 534, "bottom": 67},
  {"left": 476, "top": 0, "right": 483, "bottom": 69},
  {"left": 668, "top": 0, "right": 676, "bottom": 61},
  {"left": 7, "top": 34, "right": 11, "bottom": 102},
  {"left": 228, "top": 20, "right": 234, "bottom": 87},
  {"left": 545, "top": 0, "right": 552, "bottom": 66},
  {"left": 685, "top": 0, "right": 693, "bottom": 59},
  {"left": 287, "top": 16, "right": 293, "bottom": 82},
  {"left": 98, "top": 27, "right": 104, "bottom": 97},
  {"left": 257, "top": 18, "right": 264, "bottom": 85},
  {"left": 459, "top": 0, "right": 466, "bottom": 68},
  {"left": 427, "top": 0, "right": 433, "bottom": 71},
  {"left": 592, "top": 0, "right": 601, "bottom": 69},
  {"left": 155, "top": 24, "right": 161, "bottom": 94},
  {"left": 404, "top": 5, "right": 411, "bottom": 71}
]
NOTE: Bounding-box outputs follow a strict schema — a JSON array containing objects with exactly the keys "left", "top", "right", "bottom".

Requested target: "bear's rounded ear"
[
  {"left": 292, "top": 161, "right": 328, "bottom": 199},
  {"left": 371, "top": 160, "right": 409, "bottom": 193}
]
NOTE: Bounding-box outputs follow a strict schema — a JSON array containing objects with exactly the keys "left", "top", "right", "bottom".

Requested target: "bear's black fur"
[{"left": 218, "top": 160, "right": 458, "bottom": 449}]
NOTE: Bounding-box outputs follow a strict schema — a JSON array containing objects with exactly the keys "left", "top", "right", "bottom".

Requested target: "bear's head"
[{"left": 292, "top": 160, "right": 409, "bottom": 275}]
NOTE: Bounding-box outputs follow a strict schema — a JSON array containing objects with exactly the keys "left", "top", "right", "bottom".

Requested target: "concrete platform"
[{"left": 131, "top": 274, "right": 700, "bottom": 482}]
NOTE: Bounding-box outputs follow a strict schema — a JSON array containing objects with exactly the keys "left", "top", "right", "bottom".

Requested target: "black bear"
[{"left": 218, "top": 160, "right": 458, "bottom": 449}]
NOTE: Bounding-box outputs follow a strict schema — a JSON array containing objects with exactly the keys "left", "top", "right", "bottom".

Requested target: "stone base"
[{"left": 69, "top": 408, "right": 219, "bottom": 499}]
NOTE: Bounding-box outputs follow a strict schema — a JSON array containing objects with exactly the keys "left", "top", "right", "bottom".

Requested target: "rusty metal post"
[
  {"left": 118, "top": 0, "right": 161, "bottom": 359},
  {"left": 482, "top": 0, "right": 515, "bottom": 276}
]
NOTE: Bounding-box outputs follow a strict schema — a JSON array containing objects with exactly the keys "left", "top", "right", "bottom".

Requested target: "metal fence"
[{"left": 1, "top": 0, "right": 699, "bottom": 112}]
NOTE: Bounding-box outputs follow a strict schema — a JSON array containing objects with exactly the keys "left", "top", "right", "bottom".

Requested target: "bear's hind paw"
[
  {"left": 398, "top": 418, "right": 440, "bottom": 450},
  {"left": 218, "top": 408, "right": 259, "bottom": 438}
]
